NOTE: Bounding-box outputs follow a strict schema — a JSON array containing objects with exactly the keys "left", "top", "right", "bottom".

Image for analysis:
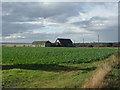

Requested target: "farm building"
[
  {"left": 32, "top": 41, "right": 52, "bottom": 47},
  {"left": 51, "top": 42, "right": 61, "bottom": 47},
  {"left": 55, "top": 38, "right": 73, "bottom": 47},
  {"left": 32, "top": 38, "right": 74, "bottom": 47}
]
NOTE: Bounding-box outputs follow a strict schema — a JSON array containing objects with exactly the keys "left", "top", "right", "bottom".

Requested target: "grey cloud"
[
  {"left": 2, "top": 2, "right": 83, "bottom": 36},
  {"left": 73, "top": 16, "right": 117, "bottom": 30},
  {"left": 73, "top": 16, "right": 108, "bottom": 26},
  {"left": 2, "top": 2, "right": 82, "bottom": 20},
  {"left": 2, "top": 32, "right": 61, "bottom": 43},
  {"left": 2, "top": 21, "right": 45, "bottom": 36},
  {"left": 71, "top": 16, "right": 118, "bottom": 42},
  {"left": 96, "top": 26, "right": 118, "bottom": 42},
  {"left": 2, "top": 2, "right": 118, "bottom": 42}
]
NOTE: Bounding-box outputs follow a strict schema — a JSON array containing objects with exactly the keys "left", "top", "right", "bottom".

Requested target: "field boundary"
[{"left": 82, "top": 52, "right": 119, "bottom": 88}]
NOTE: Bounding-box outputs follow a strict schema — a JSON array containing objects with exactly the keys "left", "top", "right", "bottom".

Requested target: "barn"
[
  {"left": 55, "top": 38, "right": 73, "bottom": 47},
  {"left": 32, "top": 41, "right": 52, "bottom": 47}
]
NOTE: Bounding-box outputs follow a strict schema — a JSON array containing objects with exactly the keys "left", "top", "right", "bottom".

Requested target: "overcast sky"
[{"left": 2, "top": 2, "right": 118, "bottom": 43}]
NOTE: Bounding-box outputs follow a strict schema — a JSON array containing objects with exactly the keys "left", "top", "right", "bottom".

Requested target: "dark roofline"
[{"left": 57, "top": 38, "right": 72, "bottom": 40}]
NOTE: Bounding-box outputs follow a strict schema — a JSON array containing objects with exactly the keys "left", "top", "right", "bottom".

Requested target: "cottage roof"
[{"left": 56, "top": 38, "right": 73, "bottom": 46}]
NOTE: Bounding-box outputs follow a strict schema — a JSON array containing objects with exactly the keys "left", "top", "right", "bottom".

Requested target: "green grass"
[
  {"left": 102, "top": 64, "right": 120, "bottom": 89},
  {"left": 2, "top": 47, "right": 119, "bottom": 88},
  {"left": 2, "top": 61, "right": 100, "bottom": 88}
]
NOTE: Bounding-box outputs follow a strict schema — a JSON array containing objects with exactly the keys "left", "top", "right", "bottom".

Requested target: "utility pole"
[
  {"left": 83, "top": 38, "right": 84, "bottom": 47},
  {"left": 98, "top": 34, "right": 99, "bottom": 48}
]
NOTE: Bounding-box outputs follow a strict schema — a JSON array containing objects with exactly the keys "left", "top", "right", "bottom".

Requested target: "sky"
[{"left": 1, "top": 2, "right": 118, "bottom": 43}]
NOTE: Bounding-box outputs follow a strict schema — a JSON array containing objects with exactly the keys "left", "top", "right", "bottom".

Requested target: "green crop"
[{"left": 2, "top": 47, "right": 119, "bottom": 65}]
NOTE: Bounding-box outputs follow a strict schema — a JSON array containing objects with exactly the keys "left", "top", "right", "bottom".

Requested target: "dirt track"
[{"left": 83, "top": 53, "right": 119, "bottom": 88}]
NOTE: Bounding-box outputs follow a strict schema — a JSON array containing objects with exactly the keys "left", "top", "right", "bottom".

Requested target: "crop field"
[
  {"left": 2, "top": 47, "right": 118, "bottom": 65},
  {"left": 2, "top": 47, "right": 119, "bottom": 88}
]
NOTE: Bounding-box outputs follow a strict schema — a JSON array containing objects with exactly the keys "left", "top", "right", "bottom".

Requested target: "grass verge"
[
  {"left": 100, "top": 52, "right": 120, "bottom": 89},
  {"left": 3, "top": 54, "right": 117, "bottom": 88},
  {"left": 83, "top": 52, "right": 119, "bottom": 88}
]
